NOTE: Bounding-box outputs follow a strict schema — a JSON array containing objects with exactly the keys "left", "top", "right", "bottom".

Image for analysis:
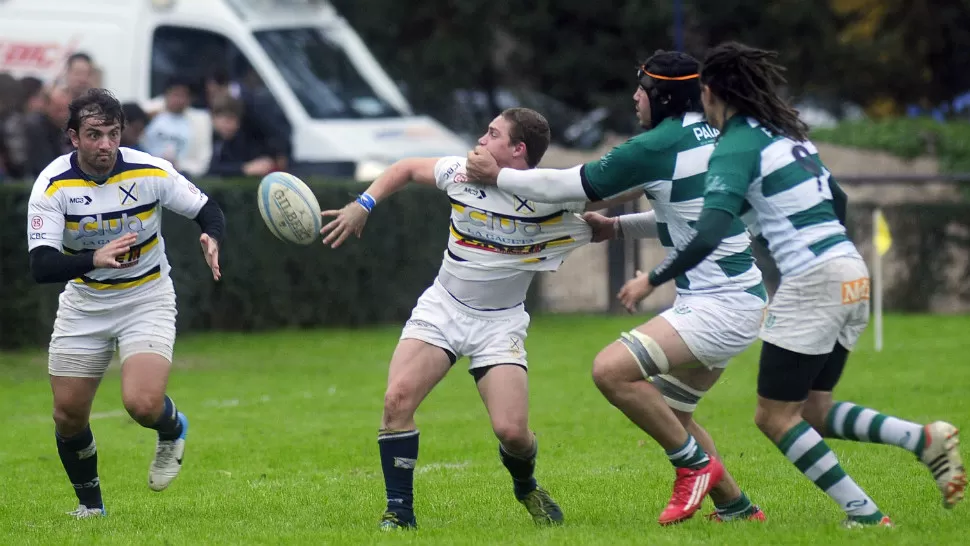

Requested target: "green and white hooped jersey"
[
  {"left": 704, "top": 116, "right": 860, "bottom": 277},
  {"left": 582, "top": 113, "right": 765, "bottom": 298}
]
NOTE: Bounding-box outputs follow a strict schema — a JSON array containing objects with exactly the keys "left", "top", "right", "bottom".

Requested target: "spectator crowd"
[{"left": 0, "top": 52, "right": 290, "bottom": 183}]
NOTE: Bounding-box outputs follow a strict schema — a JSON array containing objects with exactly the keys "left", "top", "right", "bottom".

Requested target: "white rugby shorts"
[
  {"left": 760, "top": 254, "right": 870, "bottom": 355},
  {"left": 400, "top": 279, "right": 530, "bottom": 371},
  {"left": 48, "top": 277, "right": 178, "bottom": 377},
  {"left": 660, "top": 290, "right": 768, "bottom": 369}
]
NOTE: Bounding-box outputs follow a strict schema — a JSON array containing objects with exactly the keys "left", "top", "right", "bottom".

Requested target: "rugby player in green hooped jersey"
[
  {"left": 625, "top": 41, "right": 966, "bottom": 528},
  {"left": 466, "top": 50, "right": 767, "bottom": 526}
]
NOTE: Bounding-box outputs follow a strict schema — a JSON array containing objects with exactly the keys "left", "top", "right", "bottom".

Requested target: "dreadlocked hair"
[{"left": 700, "top": 42, "right": 809, "bottom": 141}]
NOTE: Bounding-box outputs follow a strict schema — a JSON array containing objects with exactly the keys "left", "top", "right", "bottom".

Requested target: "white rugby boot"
[
  {"left": 67, "top": 505, "right": 106, "bottom": 519},
  {"left": 148, "top": 412, "right": 188, "bottom": 491},
  {"left": 919, "top": 421, "right": 967, "bottom": 509}
]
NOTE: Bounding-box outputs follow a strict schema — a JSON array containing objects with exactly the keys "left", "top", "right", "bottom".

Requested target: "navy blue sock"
[
  {"left": 56, "top": 426, "right": 103, "bottom": 509},
  {"left": 500, "top": 439, "right": 538, "bottom": 500},
  {"left": 378, "top": 429, "right": 419, "bottom": 520},
  {"left": 151, "top": 395, "right": 182, "bottom": 441}
]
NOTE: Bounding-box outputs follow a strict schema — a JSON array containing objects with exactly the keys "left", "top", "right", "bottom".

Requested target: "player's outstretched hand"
[
  {"left": 199, "top": 233, "right": 221, "bottom": 281},
  {"left": 582, "top": 212, "right": 620, "bottom": 243},
  {"left": 320, "top": 201, "right": 369, "bottom": 248},
  {"left": 617, "top": 270, "right": 655, "bottom": 313},
  {"left": 92, "top": 232, "right": 138, "bottom": 269},
  {"left": 465, "top": 145, "right": 501, "bottom": 185}
]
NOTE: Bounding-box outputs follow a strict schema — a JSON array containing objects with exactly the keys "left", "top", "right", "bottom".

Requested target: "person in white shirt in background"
[{"left": 141, "top": 76, "right": 212, "bottom": 179}]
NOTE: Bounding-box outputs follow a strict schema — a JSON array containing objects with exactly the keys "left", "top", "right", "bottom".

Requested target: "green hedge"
[
  {"left": 811, "top": 117, "right": 970, "bottom": 173},
  {"left": 1, "top": 178, "right": 544, "bottom": 350}
]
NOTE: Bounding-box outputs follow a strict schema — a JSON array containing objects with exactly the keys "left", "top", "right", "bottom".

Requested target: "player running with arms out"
[
  {"left": 631, "top": 41, "right": 966, "bottom": 527},
  {"left": 320, "top": 107, "right": 615, "bottom": 530},
  {"left": 26, "top": 88, "right": 225, "bottom": 518},
  {"left": 465, "top": 51, "right": 766, "bottom": 525}
]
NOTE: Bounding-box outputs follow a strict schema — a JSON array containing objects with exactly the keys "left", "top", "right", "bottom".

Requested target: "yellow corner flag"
[{"left": 874, "top": 209, "right": 893, "bottom": 256}]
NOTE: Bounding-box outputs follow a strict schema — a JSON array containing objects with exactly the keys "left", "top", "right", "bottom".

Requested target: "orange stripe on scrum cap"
[{"left": 644, "top": 70, "right": 700, "bottom": 81}]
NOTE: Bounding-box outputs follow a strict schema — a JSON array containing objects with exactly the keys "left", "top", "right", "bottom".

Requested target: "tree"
[{"left": 832, "top": 0, "right": 970, "bottom": 115}]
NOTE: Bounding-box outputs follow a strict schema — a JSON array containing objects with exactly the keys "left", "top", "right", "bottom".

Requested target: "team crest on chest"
[
  {"left": 513, "top": 195, "right": 535, "bottom": 213},
  {"left": 119, "top": 182, "right": 138, "bottom": 205}
]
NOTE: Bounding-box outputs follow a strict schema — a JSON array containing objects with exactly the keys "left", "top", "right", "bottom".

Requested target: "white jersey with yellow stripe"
[
  {"left": 26, "top": 147, "right": 208, "bottom": 301},
  {"left": 432, "top": 156, "right": 591, "bottom": 309}
]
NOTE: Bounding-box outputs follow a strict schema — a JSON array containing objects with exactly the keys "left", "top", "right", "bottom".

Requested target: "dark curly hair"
[
  {"left": 700, "top": 41, "right": 809, "bottom": 141},
  {"left": 67, "top": 88, "right": 126, "bottom": 134}
]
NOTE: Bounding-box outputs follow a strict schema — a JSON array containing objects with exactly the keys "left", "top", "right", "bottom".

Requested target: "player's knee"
[
  {"left": 753, "top": 404, "right": 776, "bottom": 436},
  {"left": 591, "top": 349, "right": 629, "bottom": 395},
  {"left": 123, "top": 391, "right": 164, "bottom": 426},
  {"left": 493, "top": 420, "right": 531, "bottom": 453},
  {"left": 754, "top": 402, "right": 800, "bottom": 441},
  {"left": 382, "top": 384, "right": 416, "bottom": 426},
  {"left": 52, "top": 404, "right": 88, "bottom": 435}
]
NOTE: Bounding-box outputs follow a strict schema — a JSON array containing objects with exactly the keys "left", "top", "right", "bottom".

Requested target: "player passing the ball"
[
  {"left": 26, "top": 88, "right": 225, "bottom": 518},
  {"left": 626, "top": 41, "right": 966, "bottom": 527},
  {"left": 321, "top": 107, "right": 632, "bottom": 530},
  {"left": 465, "top": 50, "right": 767, "bottom": 525}
]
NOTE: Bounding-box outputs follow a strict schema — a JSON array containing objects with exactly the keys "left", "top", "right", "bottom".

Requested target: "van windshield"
[{"left": 253, "top": 28, "right": 403, "bottom": 120}]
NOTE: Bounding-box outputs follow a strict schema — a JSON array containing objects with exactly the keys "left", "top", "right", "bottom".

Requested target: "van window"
[
  {"left": 151, "top": 25, "right": 272, "bottom": 110},
  {"left": 253, "top": 27, "right": 403, "bottom": 120}
]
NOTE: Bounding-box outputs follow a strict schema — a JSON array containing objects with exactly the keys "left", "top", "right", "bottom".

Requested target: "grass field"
[{"left": 1, "top": 313, "right": 968, "bottom": 545}]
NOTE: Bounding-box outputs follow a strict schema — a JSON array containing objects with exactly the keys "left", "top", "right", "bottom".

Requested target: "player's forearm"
[
  {"left": 495, "top": 165, "right": 588, "bottom": 203},
  {"left": 647, "top": 208, "right": 734, "bottom": 286},
  {"left": 618, "top": 211, "right": 658, "bottom": 239},
  {"left": 362, "top": 160, "right": 422, "bottom": 203},
  {"left": 194, "top": 199, "right": 226, "bottom": 244},
  {"left": 29, "top": 246, "right": 96, "bottom": 283}
]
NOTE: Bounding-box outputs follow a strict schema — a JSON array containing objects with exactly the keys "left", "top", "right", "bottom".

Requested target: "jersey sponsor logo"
[
  {"left": 462, "top": 186, "right": 486, "bottom": 199},
  {"left": 454, "top": 173, "right": 468, "bottom": 183},
  {"left": 69, "top": 196, "right": 93, "bottom": 205},
  {"left": 74, "top": 212, "right": 146, "bottom": 240},
  {"left": 693, "top": 125, "right": 720, "bottom": 141},
  {"left": 456, "top": 205, "right": 544, "bottom": 238},
  {"left": 442, "top": 161, "right": 461, "bottom": 180},
  {"left": 118, "top": 247, "right": 143, "bottom": 269},
  {"left": 30, "top": 215, "right": 43, "bottom": 230},
  {"left": 841, "top": 277, "right": 870, "bottom": 304}
]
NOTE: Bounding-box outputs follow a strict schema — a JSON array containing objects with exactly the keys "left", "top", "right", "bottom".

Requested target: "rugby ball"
[{"left": 257, "top": 172, "right": 322, "bottom": 245}]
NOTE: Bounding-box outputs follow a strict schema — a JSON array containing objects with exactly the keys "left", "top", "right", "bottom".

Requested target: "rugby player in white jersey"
[
  {"left": 466, "top": 51, "right": 766, "bottom": 525},
  {"left": 320, "top": 107, "right": 622, "bottom": 530},
  {"left": 26, "top": 88, "right": 225, "bottom": 518},
  {"left": 631, "top": 42, "right": 965, "bottom": 527}
]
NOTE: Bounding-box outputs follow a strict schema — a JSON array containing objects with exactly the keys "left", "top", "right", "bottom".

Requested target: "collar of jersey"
[{"left": 69, "top": 151, "right": 130, "bottom": 185}]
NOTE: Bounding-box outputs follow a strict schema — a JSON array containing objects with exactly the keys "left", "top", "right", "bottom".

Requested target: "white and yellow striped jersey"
[
  {"left": 433, "top": 156, "right": 591, "bottom": 309},
  {"left": 27, "top": 147, "right": 209, "bottom": 300}
]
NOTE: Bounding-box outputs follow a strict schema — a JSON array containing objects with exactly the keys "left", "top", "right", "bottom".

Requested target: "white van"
[{"left": 0, "top": 0, "right": 470, "bottom": 180}]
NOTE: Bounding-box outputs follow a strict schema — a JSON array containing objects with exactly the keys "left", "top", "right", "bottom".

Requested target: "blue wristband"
[{"left": 355, "top": 192, "right": 376, "bottom": 212}]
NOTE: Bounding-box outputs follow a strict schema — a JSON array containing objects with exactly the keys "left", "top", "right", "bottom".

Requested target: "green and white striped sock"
[
  {"left": 666, "top": 434, "right": 710, "bottom": 470},
  {"left": 777, "top": 420, "right": 884, "bottom": 522},
  {"left": 826, "top": 402, "right": 926, "bottom": 455},
  {"left": 714, "top": 492, "right": 756, "bottom": 520}
]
